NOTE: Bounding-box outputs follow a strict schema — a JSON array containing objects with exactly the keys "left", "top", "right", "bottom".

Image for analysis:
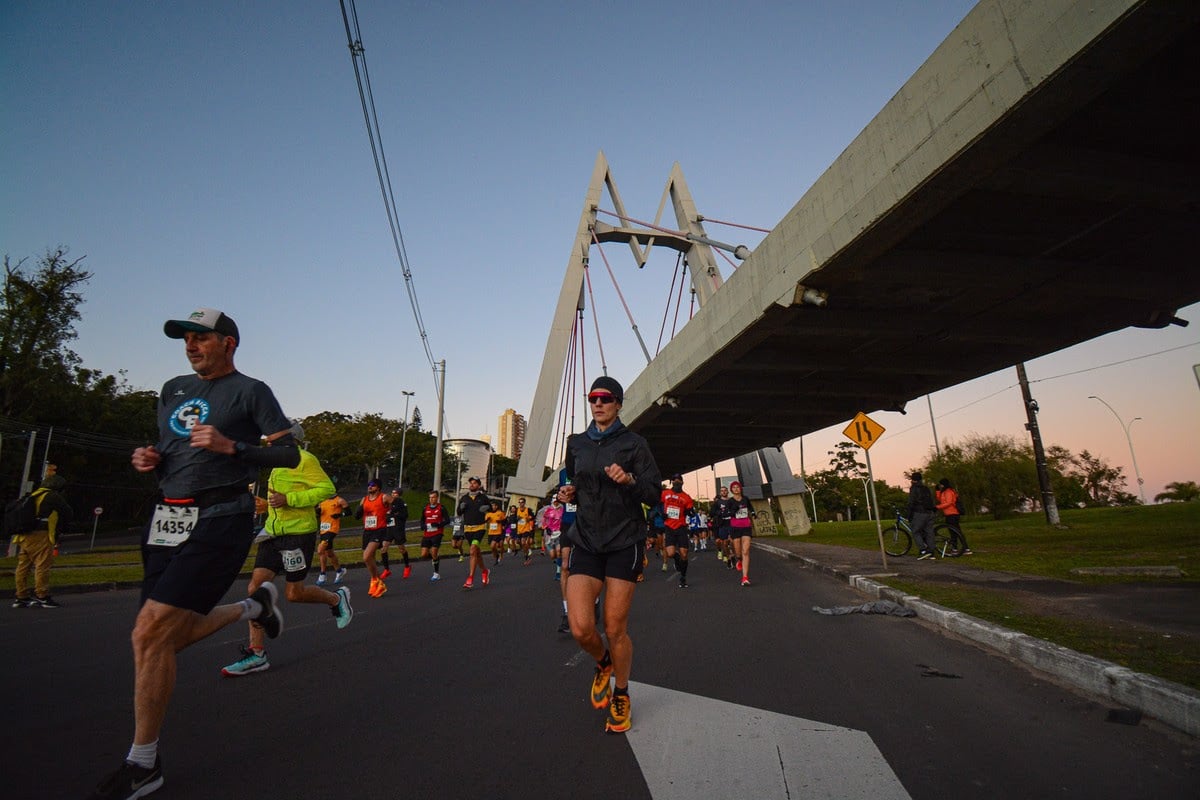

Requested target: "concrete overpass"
[{"left": 619, "top": 0, "right": 1200, "bottom": 479}]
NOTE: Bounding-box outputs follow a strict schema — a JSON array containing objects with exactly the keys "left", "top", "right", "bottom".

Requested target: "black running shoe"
[
  {"left": 249, "top": 582, "right": 283, "bottom": 639},
  {"left": 556, "top": 614, "right": 569, "bottom": 633},
  {"left": 89, "top": 757, "right": 163, "bottom": 799}
]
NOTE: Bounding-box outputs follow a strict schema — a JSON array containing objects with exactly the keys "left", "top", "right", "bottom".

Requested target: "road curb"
[{"left": 755, "top": 541, "right": 1200, "bottom": 738}]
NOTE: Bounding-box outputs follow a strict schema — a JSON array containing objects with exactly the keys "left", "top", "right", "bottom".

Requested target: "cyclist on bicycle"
[
  {"left": 906, "top": 471, "right": 937, "bottom": 560},
  {"left": 935, "top": 478, "right": 972, "bottom": 555}
]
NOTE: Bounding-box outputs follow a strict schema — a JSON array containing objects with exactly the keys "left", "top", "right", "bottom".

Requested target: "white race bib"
[
  {"left": 281, "top": 548, "right": 307, "bottom": 572},
  {"left": 667, "top": 506, "right": 681, "bottom": 520},
  {"left": 736, "top": 508, "right": 749, "bottom": 519},
  {"left": 426, "top": 523, "right": 438, "bottom": 532},
  {"left": 319, "top": 522, "right": 332, "bottom": 532},
  {"left": 148, "top": 504, "right": 198, "bottom": 547},
  {"left": 489, "top": 522, "right": 500, "bottom": 531},
  {"left": 365, "top": 515, "right": 378, "bottom": 528}
]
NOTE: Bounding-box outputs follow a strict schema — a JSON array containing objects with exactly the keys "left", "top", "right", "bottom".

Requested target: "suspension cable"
[
  {"left": 576, "top": 308, "right": 587, "bottom": 422},
  {"left": 671, "top": 259, "right": 688, "bottom": 339},
  {"left": 581, "top": 257, "right": 608, "bottom": 377},
  {"left": 656, "top": 252, "right": 682, "bottom": 356},
  {"left": 551, "top": 319, "right": 576, "bottom": 467},
  {"left": 339, "top": 0, "right": 452, "bottom": 436},
  {"left": 590, "top": 231, "right": 653, "bottom": 365},
  {"left": 697, "top": 215, "right": 771, "bottom": 233}
]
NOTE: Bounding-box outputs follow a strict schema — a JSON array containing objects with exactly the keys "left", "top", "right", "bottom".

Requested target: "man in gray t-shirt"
[{"left": 90, "top": 307, "right": 300, "bottom": 800}]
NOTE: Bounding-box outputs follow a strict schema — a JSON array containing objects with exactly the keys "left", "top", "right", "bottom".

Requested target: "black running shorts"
[
  {"left": 664, "top": 529, "right": 691, "bottom": 550},
  {"left": 567, "top": 541, "right": 644, "bottom": 583},
  {"left": 420, "top": 533, "right": 444, "bottom": 551},
  {"left": 254, "top": 532, "right": 318, "bottom": 582},
  {"left": 318, "top": 532, "right": 337, "bottom": 549},
  {"left": 141, "top": 512, "right": 255, "bottom": 614},
  {"left": 362, "top": 528, "right": 387, "bottom": 549}
]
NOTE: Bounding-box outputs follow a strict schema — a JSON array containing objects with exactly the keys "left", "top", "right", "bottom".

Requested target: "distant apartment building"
[{"left": 497, "top": 408, "right": 526, "bottom": 460}]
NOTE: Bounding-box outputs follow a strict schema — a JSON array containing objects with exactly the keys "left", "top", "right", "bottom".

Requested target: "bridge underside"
[{"left": 626, "top": 1, "right": 1200, "bottom": 479}]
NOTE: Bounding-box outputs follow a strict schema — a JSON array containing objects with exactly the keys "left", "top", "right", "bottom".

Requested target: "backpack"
[
  {"left": 3, "top": 490, "right": 45, "bottom": 538},
  {"left": 955, "top": 494, "right": 966, "bottom": 515}
]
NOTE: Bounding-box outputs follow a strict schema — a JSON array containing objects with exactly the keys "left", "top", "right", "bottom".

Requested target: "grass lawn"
[
  {"left": 800, "top": 502, "right": 1200, "bottom": 583},
  {"left": 794, "top": 502, "right": 1200, "bottom": 688}
]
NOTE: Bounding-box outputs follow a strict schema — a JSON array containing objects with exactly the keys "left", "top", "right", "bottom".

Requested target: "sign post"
[
  {"left": 842, "top": 412, "right": 888, "bottom": 568},
  {"left": 89, "top": 507, "right": 103, "bottom": 550}
]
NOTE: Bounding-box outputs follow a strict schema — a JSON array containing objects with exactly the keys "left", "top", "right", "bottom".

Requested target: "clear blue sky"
[{"left": 4, "top": 1, "right": 1197, "bottom": 498}]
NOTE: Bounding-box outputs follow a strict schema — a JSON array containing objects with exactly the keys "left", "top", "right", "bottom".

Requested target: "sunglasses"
[{"left": 587, "top": 393, "right": 616, "bottom": 405}]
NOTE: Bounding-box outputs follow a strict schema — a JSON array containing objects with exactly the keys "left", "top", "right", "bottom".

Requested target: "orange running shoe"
[
  {"left": 590, "top": 659, "right": 614, "bottom": 709},
  {"left": 605, "top": 691, "right": 631, "bottom": 733}
]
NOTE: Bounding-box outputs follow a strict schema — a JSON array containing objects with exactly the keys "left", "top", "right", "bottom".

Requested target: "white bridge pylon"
[
  {"left": 508, "top": 151, "right": 727, "bottom": 499},
  {"left": 507, "top": 151, "right": 809, "bottom": 529}
]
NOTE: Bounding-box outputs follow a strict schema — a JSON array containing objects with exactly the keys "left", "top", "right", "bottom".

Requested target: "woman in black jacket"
[{"left": 564, "top": 376, "right": 661, "bottom": 734}]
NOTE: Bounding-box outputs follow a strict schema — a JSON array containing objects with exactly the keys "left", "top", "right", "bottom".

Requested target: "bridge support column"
[{"left": 732, "top": 448, "right": 812, "bottom": 536}]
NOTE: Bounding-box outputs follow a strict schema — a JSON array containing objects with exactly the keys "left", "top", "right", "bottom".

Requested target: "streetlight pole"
[
  {"left": 397, "top": 390, "right": 414, "bottom": 489},
  {"left": 1088, "top": 395, "right": 1147, "bottom": 504}
]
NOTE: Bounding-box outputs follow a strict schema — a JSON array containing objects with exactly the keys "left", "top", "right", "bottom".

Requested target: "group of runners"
[{"left": 85, "top": 306, "right": 757, "bottom": 799}]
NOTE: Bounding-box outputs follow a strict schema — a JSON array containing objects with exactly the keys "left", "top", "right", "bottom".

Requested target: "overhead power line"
[
  {"left": 338, "top": 0, "right": 450, "bottom": 436},
  {"left": 880, "top": 340, "right": 1200, "bottom": 442}
]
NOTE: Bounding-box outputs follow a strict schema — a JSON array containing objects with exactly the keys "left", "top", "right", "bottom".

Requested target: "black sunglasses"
[{"left": 587, "top": 393, "right": 616, "bottom": 405}]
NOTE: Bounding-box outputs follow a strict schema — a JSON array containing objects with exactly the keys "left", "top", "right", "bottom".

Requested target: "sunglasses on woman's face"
[{"left": 587, "top": 393, "right": 616, "bottom": 405}]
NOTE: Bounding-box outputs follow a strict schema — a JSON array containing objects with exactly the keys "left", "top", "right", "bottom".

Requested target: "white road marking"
[{"left": 626, "top": 682, "right": 910, "bottom": 800}]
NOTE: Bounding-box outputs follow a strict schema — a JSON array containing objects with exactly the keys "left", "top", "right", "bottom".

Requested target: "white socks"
[
  {"left": 238, "top": 597, "right": 263, "bottom": 621},
  {"left": 127, "top": 740, "right": 158, "bottom": 769}
]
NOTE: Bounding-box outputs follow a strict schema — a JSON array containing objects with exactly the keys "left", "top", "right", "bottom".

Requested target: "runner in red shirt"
[{"left": 660, "top": 473, "right": 694, "bottom": 588}]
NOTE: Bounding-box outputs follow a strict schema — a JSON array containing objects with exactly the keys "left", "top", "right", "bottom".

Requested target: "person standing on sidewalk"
[
  {"left": 11, "top": 472, "right": 74, "bottom": 608},
  {"left": 565, "top": 376, "right": 662, "bottom": 735},
  {"left": 89, "top": 307, "right": 294, "bottom": 800},
  {"left": 907, "top": 471, "right": 937, "bottom": 559},
  {"left": 221, "top": 430, "right": 353, "bottom": 677},
  {"left": 936, "top": 477, "right": 972, "bottom": 556}
]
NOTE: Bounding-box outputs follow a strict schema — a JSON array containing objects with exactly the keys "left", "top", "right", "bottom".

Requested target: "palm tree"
[{"left": 1153, "top": 481, "right": 1200, "bottom": 503}]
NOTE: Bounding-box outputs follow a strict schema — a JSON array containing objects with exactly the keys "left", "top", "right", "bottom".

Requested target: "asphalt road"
[{"left": 9, "top": 547, "right": 1198, "bottom": 799}]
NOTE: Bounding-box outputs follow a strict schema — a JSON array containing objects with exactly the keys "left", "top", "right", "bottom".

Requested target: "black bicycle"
[{"left": 881, "top": 508, "right": 966, "bottom": 558}]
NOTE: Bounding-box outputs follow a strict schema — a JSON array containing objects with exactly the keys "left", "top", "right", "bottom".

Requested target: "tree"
[
  {"left": 1069, "top": 450, "right": 1136, "bottom": 506},
  {"left": 0, "top": 247, "right": 92, "bottom": 418},
  {"left": 301, "top": 410, "right": 460, "bottom": 493},
  {"left": 1155, "top": 481, "right": 1200, "bottom": 503},
  {"left": 410, "top": 405, "right": 423, "bottom": 432},
  {"left": 1046, "top": 445, "right": 1090, "bottom": 509},
  {"left": 805, "top": 442, "right": 876, "bottom": 521},
  {"left": 923, "top": 434, "right": 1037, "bottom": 518}
]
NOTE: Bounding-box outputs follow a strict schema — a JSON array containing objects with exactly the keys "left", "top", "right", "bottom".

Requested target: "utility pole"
[
  {"left": 20, "top": 431, "right": 37, "bottom": 494},
  {"left": 1016, "top": 363, "right": 1060, "bottom": 525},
  {"left": 926, "top": 395, "right": 941, "bottom": 459},
  {"left": 432, "top": 361, "right": 446, "bottom": 495}
]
